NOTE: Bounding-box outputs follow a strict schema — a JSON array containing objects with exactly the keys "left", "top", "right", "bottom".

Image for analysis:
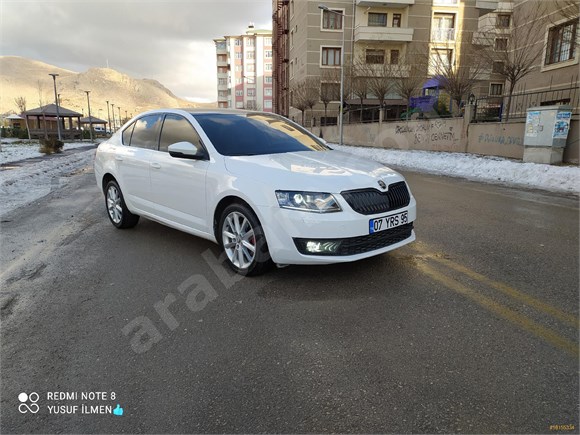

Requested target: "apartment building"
[
  {"left": 214, "top": 25, "right": 274, "bottom": 112},
  {"left": 272, "top": 0, "right": 539, "bottom": 123},
  {"left": 473, "top": 0, "right": 578, "bottom": 114}
]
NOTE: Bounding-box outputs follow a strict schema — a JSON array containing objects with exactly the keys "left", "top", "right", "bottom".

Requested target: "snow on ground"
[
  {"left": 0, "top": 140, "right": 97, "bottom": 164},
  {"left": 1, "top": 149, "right": 95, "bottom": 216},
  {"left": 333, "top": 144, "right": 580, "bottom": 195}
]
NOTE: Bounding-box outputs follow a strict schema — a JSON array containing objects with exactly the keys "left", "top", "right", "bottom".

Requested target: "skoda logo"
[{"left": 378, "top": 180, "right": 387, "bottom": 189}]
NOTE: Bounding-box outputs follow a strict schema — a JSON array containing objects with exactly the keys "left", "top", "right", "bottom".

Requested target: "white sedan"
[{"left": 94, "top": 109, "right": 416, "bottom": 275}]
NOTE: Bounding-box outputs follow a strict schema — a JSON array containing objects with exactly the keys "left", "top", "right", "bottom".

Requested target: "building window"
[
  {"left": 246, "top": 38, "right": 255, "bottom": 47},
  {"left": 264, "top": 100, "right": 273, "bottom": 109},
  {"left": 217, "top": 66, "right": 228, "bottom": 73},
  {"left": 246, "top": 51, "right": 255, "bottom": 60},
  {"left": 216, "top": 41, "right": 226, "bottom": 50},
  {"left": 495, "top": 38, "right": 508, "bottom": 51},
  {"left": 265, "top": 76, "right": 273, "bottom": 84},
  {"left": 434, "top": 0, "right": 457, "bottom": 4},
  {"left": 265, "top": 63, "right": 273, "bottom": 71},
  {"left": 218, "top": 90, "right": 228, "bottom": 98},
  {"left": 390, "top": 49, "right": 400, "bottom": 65},
  {"left": 368, "top": 13, "right": 387, "bottom": 27},
  {"left": 322, "top": 9, "right": 343, "bottom": 30},
  {"left": 218, "top": 78, "right": 227, "bottom": 85},
  {"left": 321, "top": 82, "right": 340, "bottom": 101},
  {"left": 234, "top": 39, "right": 242, "bottom": 46},
  {"left": 246, "top": 100, "right": 257, "bottom": 110},
  {"left": 236, "top": 101, "right": 244, "bottom": 108},
  {"left": 545, "top": 20, "right": 578, "bottom": 65},
  {"left": 496, "top": 14, "right": 511, "bottom": 29},
  {"left": 366, "top": 49, "right": 385, "bottom": 64},
  {"left": 217, "top": 54, "right": 227, "bottom": 63},
  {"left": 247, "top": 64, "right": 255, "bottom": 72},
  {"left": 236, "top": 78, "right": 243, "bottom": 84},
  {"left": 392, "top": 14, "right": 401, "bottom": 28},
  {"left": 235, "top": 90, "right": 243, "bottom": 96},
  {"left": 235, "top": 52, "right": 243, "bottom": 59},
  {"left": 265, "top": 50, "right": 272, "bottom": 58},
  {"left": 264, "top": 37, "right": 272, "bottom": 46},
  {"left": 246, "top": 76, "right": 255, "bottom": 84},
  {"left": 492, "top": 61, "right": 505, "bottom": 73},
  {"left": 322, "top": 47, "right": 342, "bottom": 66},
  {"left": 429, "top": 48, "right": 453, "bottom": 75},
  {"left": 489, "top": 83, "right": 503, "bottom": 96},
  {"left": 265, "top": 88, "right": 273, "bottom": 96},
  {"left": 432, "top": 14, "right": 455, "bottom": 41},
  {"left": 247, "top": 89, "right": 256, "bottom": 97}
]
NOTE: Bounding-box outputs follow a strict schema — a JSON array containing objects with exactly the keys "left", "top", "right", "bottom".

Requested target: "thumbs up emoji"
[{"left": 113, "top": 404, "right": 124, "bottom": 416}]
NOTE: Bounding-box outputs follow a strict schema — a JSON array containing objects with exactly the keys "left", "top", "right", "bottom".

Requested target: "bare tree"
[
  {"left": 319, "top": 69, "right": 340, "bottom": 126},
  {"left": 14, "top": 96, "right": 32, "bottom": 140},
  {"left": 476, "top": 1, "right": 549, "bottom": 120},
  {"left": 290, "top": 77, "right": 319, "bottom": 126},
  {"left": 430, "top": 34, "right": 487, "bottom": 115},
  {"left": 350, "top": 58, "right": 371, "bottom": 120},
  {"left": 392, "top": 50, "right": 428, "bottom": 120}
]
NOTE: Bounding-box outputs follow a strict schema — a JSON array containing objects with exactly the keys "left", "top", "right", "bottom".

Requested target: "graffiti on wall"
[
  {"left": 393, "top": 119, "right": 459, "bottom": 146},
  {"left": 477, "top": 133, "right": 523, "bottom": 146}
]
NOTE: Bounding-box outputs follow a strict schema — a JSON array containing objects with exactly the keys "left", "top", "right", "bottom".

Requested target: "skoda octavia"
[{"left": 94, "top": 109, "right": 416, "bottom": 275}]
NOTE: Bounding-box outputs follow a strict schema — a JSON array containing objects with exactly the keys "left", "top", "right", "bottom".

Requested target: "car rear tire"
[
  {"left": 105, "top": 180, "right": 139, "bottom": 229},
  {"left": 219, "top": 203, "right": 272, "bottom": 276}
]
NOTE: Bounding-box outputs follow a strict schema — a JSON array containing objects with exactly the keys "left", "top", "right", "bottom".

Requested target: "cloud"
[{"left": 0, "top": 0, "right": 272, "bottom": 101}]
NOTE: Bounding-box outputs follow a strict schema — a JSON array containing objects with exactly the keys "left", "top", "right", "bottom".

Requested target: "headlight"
[{"left": 275, "top": 191, "right": 342, "bottom": 213}]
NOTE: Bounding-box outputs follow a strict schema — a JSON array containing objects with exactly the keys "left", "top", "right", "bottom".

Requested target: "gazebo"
[
  {"left": 23, "top": 104, "right": 83, "bottom": 140},
  {"left": 80, "top": 116, "right": 108, "bottom": 135},
  {"left": 5, "top": 114, "right": 25, "bottom": 129}
]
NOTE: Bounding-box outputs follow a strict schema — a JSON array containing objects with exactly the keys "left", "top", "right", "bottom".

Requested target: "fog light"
[{"left": 305, "top": 240, "right": 341, "bottom": 254}]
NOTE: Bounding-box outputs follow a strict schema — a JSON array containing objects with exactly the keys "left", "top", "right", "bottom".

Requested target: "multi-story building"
[
  {"left": 272, "top": 0, "right": 531, "bottom": 123},
  {"left": 473, "top": 0, "right": 578, "bottom": 118},
  {"left": 214, "top": 25, "right": 274, "bottom": 112}
]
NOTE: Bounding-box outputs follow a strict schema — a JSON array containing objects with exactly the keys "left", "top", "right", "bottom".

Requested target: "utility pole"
[
  {"left": 49, "top": 73, "right": 62, "bottom": 141},
  {"left": 111, "top": 103, "right": 116, "bottom": 131},
  {"left": 106, "top": 100, "right": 111, "bottom": 134},
  {"left": 118, "top": 106, "right": 122, "bottom": 127},
  {"left": 85, "top": 90, "right": 93, "bottom": 141}
]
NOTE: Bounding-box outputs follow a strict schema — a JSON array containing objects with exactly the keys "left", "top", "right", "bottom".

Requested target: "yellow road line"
[
  {"left": 415, "top": 260, "right": 579, "bottom": 358},
  {"left": 411, "top": 242, "right": 579, "bottom": 329}
]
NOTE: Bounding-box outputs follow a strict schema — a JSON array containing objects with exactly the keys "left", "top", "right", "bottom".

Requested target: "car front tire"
[
  {"left": 219, "top": 203, "right": 272, "bottom": 276},
  {"left": 105, "top": 180, "right": 140, "bottom": 229}
]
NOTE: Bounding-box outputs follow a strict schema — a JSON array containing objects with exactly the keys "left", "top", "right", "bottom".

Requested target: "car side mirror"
[{"left": 168, "top": 141, "right": 206, "bottom": 160}]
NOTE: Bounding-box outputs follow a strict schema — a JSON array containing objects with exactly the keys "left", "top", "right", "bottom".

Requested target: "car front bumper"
[{"left": 256, "top": 196, "right": 417, "bottom": 265}]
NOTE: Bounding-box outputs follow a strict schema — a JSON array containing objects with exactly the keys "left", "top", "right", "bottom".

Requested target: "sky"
[{"left": 0, "top": 0, "right": 273, "bottom": 103}]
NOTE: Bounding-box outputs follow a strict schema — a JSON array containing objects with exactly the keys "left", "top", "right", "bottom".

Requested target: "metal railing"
[
  {"left": 431, "top": 28, "right": 455, "bottom": 42},
  {"left": 474, "top": 84, "right": 579, "bottom": 122}
]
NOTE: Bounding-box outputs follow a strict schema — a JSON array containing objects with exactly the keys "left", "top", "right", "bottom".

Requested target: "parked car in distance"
[{"left": 94, "top": 109, "right": 417, "bottom": 275}]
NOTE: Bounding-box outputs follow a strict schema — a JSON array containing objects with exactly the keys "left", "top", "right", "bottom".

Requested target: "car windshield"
[{"left": 192, "top": 112, "right": 330, "bottom": 156}]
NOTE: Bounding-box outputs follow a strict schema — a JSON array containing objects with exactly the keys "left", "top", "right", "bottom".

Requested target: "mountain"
[{"left": 0, "top": 56, "right": 216, "bottom": 119}]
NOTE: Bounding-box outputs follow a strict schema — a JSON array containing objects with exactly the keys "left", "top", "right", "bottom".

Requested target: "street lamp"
[
  {"left": 49, "top": 73, "right": 62, "bottom": 141},
  {"left": 106, "top": 100, "right": 111, "bottom": 134},
  {"left": 319, "top": 4, "right": 345, "bottom": 145},
  {"left": 85, "top": 91, "right": 93, "bottom": 141}
]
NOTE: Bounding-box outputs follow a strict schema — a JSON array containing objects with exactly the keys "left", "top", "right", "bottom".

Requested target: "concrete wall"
[
  {"left": 319, "top": 118, "right": 579, "bottom": 164},
  {"left": 466, "top": 122, "right": 525, "bottom": 159}
]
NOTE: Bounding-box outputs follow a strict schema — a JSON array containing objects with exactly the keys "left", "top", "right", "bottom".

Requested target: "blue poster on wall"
[{"left": 553, "top": 112, "right": 572, "bottom": 139}]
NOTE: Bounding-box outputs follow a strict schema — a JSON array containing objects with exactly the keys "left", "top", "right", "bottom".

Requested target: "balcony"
[
  {"left": 354, "top": 26, "right": 414, "bottom": 43},
  {"left": 356, "top": 0, "right": 414, "bottom": 7},
  {"left": 476, "top": 0, "right": 498, "bottom": 11},
  {"left": 431, "top": 28, "right": 455, "bottom": 42}
]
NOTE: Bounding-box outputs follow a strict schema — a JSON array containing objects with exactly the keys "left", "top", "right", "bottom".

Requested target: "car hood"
[{"left": 224, "top": 150, "right": 404, "bottom": 192}]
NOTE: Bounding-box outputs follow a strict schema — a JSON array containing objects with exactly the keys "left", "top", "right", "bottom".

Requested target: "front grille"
[
  {"left": 294, "top": 223, "right": 413, "bottom": 256},
  {"left": 341, "top": 181, "right": 411, "bottom": 215}
]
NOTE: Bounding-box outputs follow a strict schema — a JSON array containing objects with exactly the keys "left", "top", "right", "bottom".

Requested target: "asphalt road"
[{"left": 1, "top": 166, "right": 578, "bottom": 434}]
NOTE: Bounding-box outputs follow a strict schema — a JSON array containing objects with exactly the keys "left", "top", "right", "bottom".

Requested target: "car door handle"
[{"left": 150, "top": 163, "right": 161, "bottom": 169}]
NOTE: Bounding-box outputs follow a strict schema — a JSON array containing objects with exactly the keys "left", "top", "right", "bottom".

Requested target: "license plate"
[{"left": 369, "top": 211, "right": 408, "bottom": 234}]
